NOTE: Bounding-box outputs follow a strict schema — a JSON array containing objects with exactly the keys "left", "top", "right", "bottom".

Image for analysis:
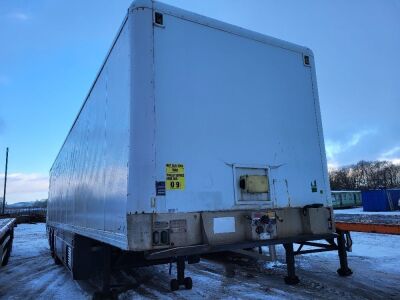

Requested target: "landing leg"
[
  {"left": 283, "top": 243, "right": 300, "bottom": 285},
  {"left": 269, "top": 245, "right": 277, "bottom": 262},
  {"left": 336, "top": 230, "right": 352, "bottom": 276},
  {"left": 170, "top": 256, "right": 192, "bottom": 291}
]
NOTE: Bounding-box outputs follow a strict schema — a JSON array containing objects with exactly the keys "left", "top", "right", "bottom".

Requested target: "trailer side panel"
[{"left": 47, "top": 16, "right": 131, "bottom": 249}]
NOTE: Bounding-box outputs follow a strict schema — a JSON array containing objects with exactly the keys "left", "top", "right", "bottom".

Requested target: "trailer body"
[
  {"left": 0, "top": 218, "right": 16, "bottom": 267},
  {"left": 47, "top": 0, "right": 339, "bottom": 287}
]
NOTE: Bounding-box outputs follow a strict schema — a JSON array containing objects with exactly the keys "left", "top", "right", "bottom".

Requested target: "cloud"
[
  {"left": 0, "top": 173, "right": 49, "bottom": 204},
  {"left": 381, "top": 146, "right": 400, "bottom": 158},
  {"left": 325, "top": 129, "right": 377, "bottom": 166},
  {"left": 379, "top": 146, "right": 400, "bottom": 165},
  {"left": 7, "top": 12, "right": 30, "bottom": 21}
]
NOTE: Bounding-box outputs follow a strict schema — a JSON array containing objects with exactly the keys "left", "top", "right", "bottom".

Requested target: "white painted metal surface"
[
  {"left": 152, "top": 1, "right": 330, "bottom": 212},
  {"left": 47, "top": 0, "right": 331, "bottom": 249},
  {"left": 48, "top": 14, "right": 131, "bottom": 248}
]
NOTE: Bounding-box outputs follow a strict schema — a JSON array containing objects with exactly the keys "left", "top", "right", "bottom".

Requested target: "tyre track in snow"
[{"left": 0, "top": 224, "right": 86, "bottom": 300}]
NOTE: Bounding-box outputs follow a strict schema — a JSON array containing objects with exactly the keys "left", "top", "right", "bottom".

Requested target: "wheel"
[
  {"left": 170, "top": 279, "right": 179, "bottom": 291},
  {"left": 50, "top": 237, "right": 55, "bottom": 258},
  {"left": 184, "top": 277, "right": 192, "bottom": 290},
  {"left": 54, "top": 253, "right": 62, "bottom": 265},
  {"left": 48, "top": 229, "right": 52, "bottom": 248},
  {"left": 50, "top": 230, "right": 58, "bottom": 260}
]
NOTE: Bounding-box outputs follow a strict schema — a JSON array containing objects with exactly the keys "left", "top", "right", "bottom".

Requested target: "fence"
[{"left": 1, "top": 207, "right": 46, "bottom": 223}]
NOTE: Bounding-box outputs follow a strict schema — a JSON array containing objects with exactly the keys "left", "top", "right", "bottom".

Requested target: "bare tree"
[{"left": 329, "top": 160, "right": 400, "bottom": 190}]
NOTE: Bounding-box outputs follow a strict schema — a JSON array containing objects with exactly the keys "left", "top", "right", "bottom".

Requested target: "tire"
[
  {"left": 54, "top": 253, "right": 62, "bottom": 265},
  {"left": 49, "top": 229, "right": 57, "bottom": 259},
  {"left": 184, "top": 277, "right": 193, "bottom": 290},
  {"left": 170, "top": 279, "right": 179, "bottom": 291},
  {"left": 51, "top": 231, "right": 62, "bottom": 265},
  {"left": 48, "top": 229, "right": 53, "bottom": 250}
]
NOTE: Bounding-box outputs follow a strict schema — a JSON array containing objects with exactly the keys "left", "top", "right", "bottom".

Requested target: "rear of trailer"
[{"left": 47, "top": 0, "right": 352, "bottom": 291}]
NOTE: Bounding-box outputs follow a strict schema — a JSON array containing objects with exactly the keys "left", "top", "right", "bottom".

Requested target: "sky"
[{"left": 0, "top": 0, "right": 399, "bottom": 203}]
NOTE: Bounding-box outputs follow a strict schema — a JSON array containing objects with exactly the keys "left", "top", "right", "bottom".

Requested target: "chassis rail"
[
  {"left": 145, "top": 233, "right": 337, "bottom": 260},
  {"left": 48, "top": 226, "right": 353, "bottom": 295}
]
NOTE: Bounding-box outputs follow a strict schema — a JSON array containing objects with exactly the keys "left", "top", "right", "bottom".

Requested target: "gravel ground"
[{"left": 0, "top": 223, "right": 399, "bottom": 299}]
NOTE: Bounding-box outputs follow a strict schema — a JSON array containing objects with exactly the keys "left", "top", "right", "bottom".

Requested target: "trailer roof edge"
[
  {"left": 50, "top": 0, "right": 314, "bottom": 172},
  {"left": 151, "top": 0, "right": 312, "bottom": 56}
]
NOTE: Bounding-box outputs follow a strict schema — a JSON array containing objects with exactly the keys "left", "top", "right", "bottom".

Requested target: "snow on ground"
[
  {"left": 0, "top": 223, "right": 399, "bottom": 299},
  {"left": 335, "top": 207, "right": 400, "bottom": 216},
  {"left": 292, "top": 231, "right": 400, "bottom": 274},
  {"left": 0, "top": 223, "right": 86, "bottom": 300}
]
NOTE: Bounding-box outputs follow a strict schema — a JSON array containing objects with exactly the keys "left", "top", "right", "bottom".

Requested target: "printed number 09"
[{"left": 170, "top": 181, "right": 180, "bottom": 188}]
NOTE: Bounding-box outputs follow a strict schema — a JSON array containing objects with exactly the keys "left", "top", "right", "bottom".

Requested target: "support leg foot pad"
[
  {"left": 337, "top": 268, "right": 353, "bottom": 277},
  {"left": 92, "top": 291, "right": 116, "bottom": 300},
  {"left": 170, "top": 279, "right": 179, "bottom": 291},
  {"left": 284, "top": 275, "right": 300, "bottom": 285},
  {"left": 170, "top": 277, "right": 193, "bottom": 291}
]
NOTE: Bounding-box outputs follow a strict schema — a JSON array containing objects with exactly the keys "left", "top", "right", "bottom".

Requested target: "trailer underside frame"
[
  {"left": 48, "top": 225, "right": 353, "bottom": 297},
  {"left": 144, "top": 231, "right": 352, "bottom": 286}
]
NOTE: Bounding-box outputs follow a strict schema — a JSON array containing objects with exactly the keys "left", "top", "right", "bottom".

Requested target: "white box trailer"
[{"left": 47, "top": 0, "right": 352, "bottom": 292}]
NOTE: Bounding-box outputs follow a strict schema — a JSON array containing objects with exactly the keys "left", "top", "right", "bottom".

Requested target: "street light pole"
[{"left": 2, "top": 147, "right": 8, "bottom": 215}]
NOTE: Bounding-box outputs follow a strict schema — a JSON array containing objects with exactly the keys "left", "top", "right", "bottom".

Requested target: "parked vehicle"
[
  {"left": 331, "top": 191, "right": 362, "bottom": 208},
  {"left": 47, "top": 0, "right": 351, "bottom": 292}
]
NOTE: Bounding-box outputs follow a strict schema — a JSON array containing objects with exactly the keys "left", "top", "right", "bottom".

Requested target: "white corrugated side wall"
[{"left": 48, "top": 15, "right": 131, "bottom": 247}]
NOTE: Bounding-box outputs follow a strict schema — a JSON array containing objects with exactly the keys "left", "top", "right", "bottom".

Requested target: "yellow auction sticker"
[{"left": 166, "top": 163, "right": 185, "bottom": 190}]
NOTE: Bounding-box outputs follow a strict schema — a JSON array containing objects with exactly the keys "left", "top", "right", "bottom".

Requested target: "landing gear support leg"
[
  {"left": 283, "top": 243, "right": 300, "bottom": 285},
  {"left": 170, "top": 256, "right": 192, "bottom": 291},
  {"left": 337, "top": 230, "right": 353, "bottom": 276}
]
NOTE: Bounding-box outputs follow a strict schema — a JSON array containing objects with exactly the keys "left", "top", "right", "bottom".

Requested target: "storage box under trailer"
[{"left": 47, "top": 0, "right": 352, "bottom": 291}]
